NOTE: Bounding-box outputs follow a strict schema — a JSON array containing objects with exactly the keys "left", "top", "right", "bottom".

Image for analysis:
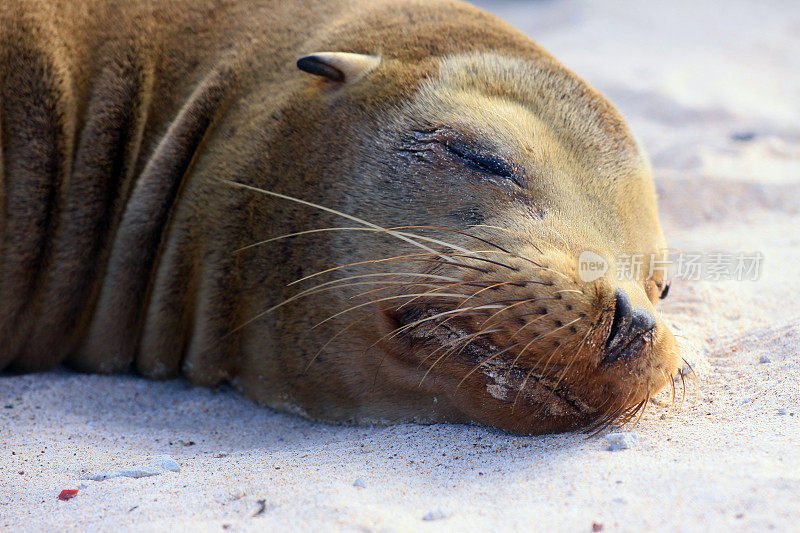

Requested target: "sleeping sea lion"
[{"left": 0, "top": 0, "right": 679, "bottom": 433}]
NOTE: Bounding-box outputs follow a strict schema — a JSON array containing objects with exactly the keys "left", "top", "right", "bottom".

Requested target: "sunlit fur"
[{"left": 1, "top": 0, "right": 680, "bottom": 433}]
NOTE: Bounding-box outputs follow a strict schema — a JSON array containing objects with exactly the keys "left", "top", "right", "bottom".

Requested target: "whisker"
[
  {"left": 311, "top": 292, "right": 471, "bottom": 330},
  {"left": 510, "top": 346, "right": 559, "bottom": 413},
  {"left": 453, "top": 280, "right": 547, "bottom": 311},
  {"left": 586, "top": 388, "right": 635, "bottom": 436},
  {"left": 219, "top": 179, "right": 453, "bottom": 260},
  {"left": 363, "top": 304, "right": 506, "bottom": 355},
  {"left": 236, "top": 222, "right": 558, "bottom": 280},
  {"left": 472, "top": 222, "right": 573, "bottom": 267},
  {"left": 417, "top": 310, "right": 551, "bottom": 374},
  {"left": 467, "top": 225, "right": 575, "bottom": 282},
  {"left": 511, "top": 317, "right": 583, "bottom": 373},
  {"left": 354, "top": 280, "right": 487, "bottom": 300},
  {"left": 677, "top": 370, "right": 686, "bottom": 411},
  {"left": 396, "top": 280, "right": 496, "bottom": 311},
  {"left": 388, "top": 225, "right": 518, "bottom": 256},
  {"left": 480, "top": 297, "right": 559, "bottom": 328},
  {"left": 668, "top": 369, "right": 677, "bottom": 415},
  {"left": 459, "top": 317, "right": 582, "bottom": 390},
  {"left": 682, "top": 357, "right": 700, "bottom": 391},
  {"left": 303, "top": 313, "right": 372, "bottom": 372},
  {"left": 417, "top": 327, "right": 503, "bottom": 368},
  {"left": 294, "top": 272, "right": 463, "bottom": 295},
  {"left": 430, "top": 295, "right": 559, "bottom": 341},
  {"left": 470, "top": 224, "right": 545, "bottom": 256},
  {"left": 235, "top": 226, "right": 476, "bottom": 255},
  {"left": 629, "top": 391, "right": 650, "bottom": 429},
  {"left": 551, "top": 321, "right": 596, "bottom": 389},
  {"left": 508, "top": 309, "right": 558, "bottom": 339},
  {"left": 227, "top": 273, "right": 466, "bottom": 335},
  {"left": 287, "top": 253, "right": 508, "bottom": 287},
  {"left": 418, "top": 328, "right": 504, "bottom": 386}
]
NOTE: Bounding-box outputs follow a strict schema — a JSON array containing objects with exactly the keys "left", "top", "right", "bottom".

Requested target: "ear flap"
[{"left": 296, "top": 52, "right": 381, "bottom": 84}]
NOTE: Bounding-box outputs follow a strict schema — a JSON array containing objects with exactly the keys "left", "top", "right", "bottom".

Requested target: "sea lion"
[{"left": 0, "top": 0, "right": 679, "bottom": 434}]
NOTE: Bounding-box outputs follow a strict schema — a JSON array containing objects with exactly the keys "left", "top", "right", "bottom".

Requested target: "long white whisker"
[
  {"left": 219, "top": 179, "right": 459, "bottom": 261},
  {"left": 369, "top": 304, "right": 506, "bottom": 349},
  {"left": 420, "top": 328, "right": 504, "bottom": 386},
  {"left": 229, "top": 272, "right": 465, "bottom": 336},
  {"left": 311, "top": 292, "right": 473, "bottom": 330},
  {"left": 285, "top": 252, "right": 502, "bottom": 287},
  {"left": 294, "top": 272, "right": 462, "bottom": 295},
  {"left": 235, "top": 226, "right": 476, "bottom": 255}
]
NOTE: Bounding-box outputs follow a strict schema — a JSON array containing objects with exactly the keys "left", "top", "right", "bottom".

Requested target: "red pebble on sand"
[{"left": 58, "top": 489, "right": 79, "bottom": 501}]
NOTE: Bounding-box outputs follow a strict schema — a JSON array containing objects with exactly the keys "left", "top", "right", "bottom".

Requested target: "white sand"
[{"left": 3, "top": 1, "right": 799, "bottom": 530}]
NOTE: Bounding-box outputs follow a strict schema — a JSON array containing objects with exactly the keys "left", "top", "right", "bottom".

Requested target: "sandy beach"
[{"left": 3, "top": 0, "right": 799, "bottom": 531}]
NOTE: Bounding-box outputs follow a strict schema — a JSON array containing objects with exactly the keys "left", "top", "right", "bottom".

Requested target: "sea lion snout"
[{"left": 365, "top": 234, "right": 677, "bottom": 433}]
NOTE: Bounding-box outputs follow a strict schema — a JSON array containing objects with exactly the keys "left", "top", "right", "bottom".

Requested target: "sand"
[{"left": 2, "top": 0, "right": 799, "bottom": 531}]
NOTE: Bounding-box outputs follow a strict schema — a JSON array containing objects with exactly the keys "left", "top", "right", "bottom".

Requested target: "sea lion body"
[{"left": 0, "top": 0, "right": 679, "bottom": 433}]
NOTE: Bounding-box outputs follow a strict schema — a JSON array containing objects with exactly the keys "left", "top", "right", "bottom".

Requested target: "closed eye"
[{"left": 443, "top": 140, "right": 523, "bottom": 188}]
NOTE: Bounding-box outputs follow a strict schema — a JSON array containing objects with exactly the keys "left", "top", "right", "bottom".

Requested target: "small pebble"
[
  {"left": 777, "top": 408, "right": 788, "bottom": 416},
  {"left": 759, "top": 355, "right": 771, "bottom": 364},
  {"left": 730, "top": 130, "right": 756, "bottom": 142},
  {"left": 592, "top": 523, "right": 604, "bottom": 532},
  {"left": 422, "top": 509, "right": 452, "bottom": 521},
  {"left": 252, "top": 499, "right": 270, "bottom": 517},
  {"left": 58, "top": 489, "right": 79, "bottom": 501},
  {"left": 153, "top": 455, "right": 181, "bottom": 472},
  {"left": 606, "top": 432, "right": 639, "bottom": 451},
  {"left": 352, "top": 478, "right": 366, "bottom": 488}
]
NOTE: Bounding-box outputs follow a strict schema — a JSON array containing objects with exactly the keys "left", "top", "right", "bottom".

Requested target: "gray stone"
[
  {"left": 154, "top": 455, "right": 181, "bottom": 472},
  {"left": 606, "top": 432, "right": 639, "bottom": 451},
  {"left": 422, "top": 509, "right": 452, "bottom": 521}
]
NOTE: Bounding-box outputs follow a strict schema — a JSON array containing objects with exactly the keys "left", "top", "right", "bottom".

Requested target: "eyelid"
[
  {"left": 441, "top": 139, "right": 523, "bottom": 188},
  {"left": 444, "top": 141, "right": 512, "bottom": 176},
  {"left": 408, "top": 126, "right": 524, "bottom": 188}
]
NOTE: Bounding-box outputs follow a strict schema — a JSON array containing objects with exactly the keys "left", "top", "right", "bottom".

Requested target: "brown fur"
[{"left": 0, "top": 0, "right": 679, "bottom": 433}]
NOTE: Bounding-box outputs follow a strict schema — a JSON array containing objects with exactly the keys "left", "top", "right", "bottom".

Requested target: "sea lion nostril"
[
  {"left": 603, "top": 289, "right": 657, "bottom": 365},
  {"left": 606, "top": 290, "right": 633, "bottom": 351}
]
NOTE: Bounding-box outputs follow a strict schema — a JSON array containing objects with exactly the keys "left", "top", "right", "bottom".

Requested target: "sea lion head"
[
  {"left": 230, "top": 6, "right": 680, "bottom": 434},
  {"left": 362, "top": 51, "right": 680, "bottom": 433}
]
